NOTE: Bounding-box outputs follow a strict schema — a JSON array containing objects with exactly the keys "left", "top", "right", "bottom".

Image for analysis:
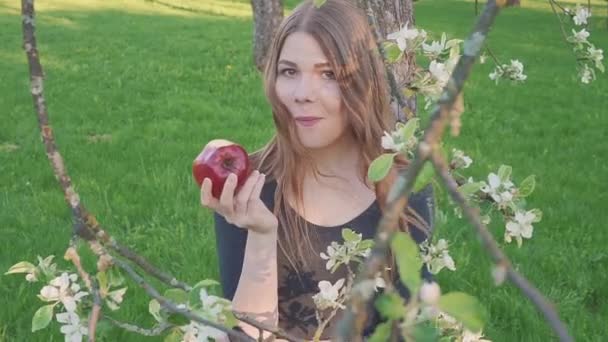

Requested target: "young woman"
[{"left": 200, "top": 0, "right": 433, "bottom": 340}]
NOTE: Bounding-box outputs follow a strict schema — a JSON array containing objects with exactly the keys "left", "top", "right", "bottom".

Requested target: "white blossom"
[
  {"left": 480, "top": 173, "right": 515, "bottom": 208},
  {"left": 320, "top": 242, "right": 343, "bottom": 271},
  {"left": 573, "top": 4, "right": 591, "bottom": 26},
  {"left": 26, "top": 272, "right": 38, "bottom": 282},
  {"left": 312, "top": 279, "right": 345, "bottom": 310},
  {"left": 39, "top": 273, "right": 88, "bottom": 312},
  {"left": 580, "top": 64, "right": 594, "bottom": 84},
  {"left": 462, "top": 329, "right": 492, "bottom": 342},
  {"left": 479, "top": 53, "right": 487, "bottom": 64},
  {"left": 381, "top": 131, "right": 404, "bottom": 152},
  {"left": 505, "top": 210, "right": 536, "bottom": 247},
  {"left": 421, "top": 239, "right": 456, "bottom": 274},
  {"left": 423, "top": 33, "right": 447, "bottom": 59},
  {"left": 452, "top": 148, "right": 473, "bottom": 169},
  {"left": 199, "top": 288, "right": 224, "bottom": 318},
  {"left": 570, "top": 28, "right": 590, "bottom": 44},
  {"left": 429, "top": 60, "right": 450, "bottom": 86},
  {"left": 587, "top": 46, "right": 604, "bottom": 68},
  {"left": 387, "top": 23, "right": 426, "bottom": 52},
  {"left": 56, "top": 311, "right": 88, "bottom": 342},
  {"left": 489, "top": 60, "right": 527, "bottom": 84}
]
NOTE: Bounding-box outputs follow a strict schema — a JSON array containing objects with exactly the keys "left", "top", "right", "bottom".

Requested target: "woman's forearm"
[{"left": 231, "top": 229, "right": 278, "bottom": 338}]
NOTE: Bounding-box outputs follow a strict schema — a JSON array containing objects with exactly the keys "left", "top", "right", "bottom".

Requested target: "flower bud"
[{"left": 419, "top": 281, "right": 441, "bottom": 305}]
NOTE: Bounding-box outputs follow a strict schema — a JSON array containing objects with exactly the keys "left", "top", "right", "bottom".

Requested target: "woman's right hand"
[{"left": 200, "top": 170, "right": 278, "bottom": 234}]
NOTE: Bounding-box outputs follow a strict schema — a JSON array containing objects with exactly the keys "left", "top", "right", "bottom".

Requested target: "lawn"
[{"left": 0, "top": 0, "right": 606, "bottom": 341}]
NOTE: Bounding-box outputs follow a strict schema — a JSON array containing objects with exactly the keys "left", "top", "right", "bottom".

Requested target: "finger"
[
  {"left": 235, "top": 170, "right": 261, "bottom": 216},
  {"left": 250, "top": 173, "right": 266, "bottom": 201},
  {"left": 200, "top": 178, "right": 218, "bottom": 210},
  {"left": 219, "top": 173, "right": 237, "bottom": 216}
]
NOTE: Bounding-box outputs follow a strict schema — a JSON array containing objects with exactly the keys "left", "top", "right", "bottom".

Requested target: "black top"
[{"left": 214, "top": 179, "right": 434, "bottom": 340}]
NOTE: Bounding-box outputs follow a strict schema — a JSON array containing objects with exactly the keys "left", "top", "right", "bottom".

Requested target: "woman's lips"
[{"left": 295, "top": 117, "right": 322, "bottom": 127}]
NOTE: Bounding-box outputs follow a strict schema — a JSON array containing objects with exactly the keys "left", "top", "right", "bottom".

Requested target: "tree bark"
[
  {"left": 362, "top": 0, "right": 417, "bottom": 121},
  {"left": 251, "top": 0, "right": 284, "bottom": 72}
]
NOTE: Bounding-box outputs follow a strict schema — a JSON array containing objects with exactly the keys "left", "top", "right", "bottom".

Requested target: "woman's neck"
[{"left": 304, "top": 132, "right": 362, "bottom": 182}]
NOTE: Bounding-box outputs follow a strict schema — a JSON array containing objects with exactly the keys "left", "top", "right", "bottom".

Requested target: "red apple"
[{"left": 192, "top": 139, "right": 251, "bottom": 199}]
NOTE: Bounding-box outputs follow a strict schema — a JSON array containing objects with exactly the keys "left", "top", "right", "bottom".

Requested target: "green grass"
[{"left": 0, "top": 0, "right": 606, "bottom": 341}]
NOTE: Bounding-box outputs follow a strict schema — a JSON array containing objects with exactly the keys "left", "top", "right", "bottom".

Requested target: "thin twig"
[
  {"left": 64, "top": 241, "right": 102, "bottom": 342},
  {"left": 107, "top": 238, "right": 192, "bottom": 291},
  {"left": 20, "top": 0, "right": 191, "bottom": 293},
  {"left": 88, "top": 277, "right": 103, "bottom": 342},
  {"left": 19, "top": 1, "right": 300, "bottom": 340},
  {"left": 109, "top": 253, "right": 255, "bottom": 342},
  {"left": 548, "top": 0, "right": 571, "bottom": 44},
  {"left": 234, "top": 312, "right": 306, "bottom": 342},
  {"left": 429, "top": 150, "right": 573, "bottom": 342},
  {"left": 105, "top": 317, "right": 174, "bottom": 336}
]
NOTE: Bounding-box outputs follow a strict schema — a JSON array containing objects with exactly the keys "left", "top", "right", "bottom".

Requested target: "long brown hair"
[{"left": 250, "top": 0, "right": 429, "bottom": 274}]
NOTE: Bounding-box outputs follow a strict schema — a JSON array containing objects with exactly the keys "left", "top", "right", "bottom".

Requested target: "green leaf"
[
  {"left": 518, "top": 175, "right": 535, "bottom": 197},
  {"left": 529, "top": 208, "right": 542, "bottom": 223},
  {"left": 223, "top": 310, "right": 239, "bottom": 328},
  {"left": 164, "top": 289, "right": 188, "bottom": 304},
  {"left": 368, "top": 153, "right": 396, "bottom": 182},
  {"left": 149, "top": 299, "right": 162, "bottom": 322},
  {"left": 368, "top": 321, "right": 392, "bottom": 342},
  {"left": 5, "top": 261, "right": 36, "bottom": 275},
  {"left": 313, "top": 0, "right": 327, "bottom": 8},
  {"left": 189, "top": 280, "right": 219, "bottom": 308},
  {"left": 437, "top": 292, "right": 486, "bottom": 332},
  {"left": 97, "top": 271, "right": 109, "bottom": 295},
  {"left": 194, "top": 279, "right": 220, "bottom": 287},
  {"left": 167, "top": 313, "right": 190, "bottom": 326},
  {"left": 358, "top": 239, "right": 374, "bottom": 250},
  {"left": 390, "top": 232, "right": 422, "bottom": 296},
  {"left": 458, "top": 182, "right": 483, "bottom": 199},
  {"left": 374, "top": 292, "right": 405, "bottom": 320},
  {"left": 163, "top": 327, "right": 184, "bottom": 342},
  {"left": 32, "top": 304, "right": 54, "bottom": 332},
  {"left": 401, "top": 118, "right": 419, "bottom": 142},
  {"left": 497, "top": 165, "right": 512, "bottom": 183},
  {"left": 342, "top": 228, "right": 361, "bottom": 243},
  {"left": 412, "top": 322, "right": 439, "bottom": 342},
  {"left": 382, "top": 41, "right": 403, "bottom": 63},
  {"left": 413, "top": 161, "right": 435, "bottom": 193},
  {"left": 107, "top": 267, "right": 125, "bottom": 288}
]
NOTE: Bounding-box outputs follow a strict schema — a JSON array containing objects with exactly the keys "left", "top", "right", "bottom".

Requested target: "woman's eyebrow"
[{"left": 278, "top": 59, "right": 331, "bottom": 68}]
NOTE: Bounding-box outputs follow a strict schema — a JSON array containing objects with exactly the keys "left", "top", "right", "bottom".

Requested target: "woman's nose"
[{"left": 293, "top": 76, "right": 316, "bottom": 103}]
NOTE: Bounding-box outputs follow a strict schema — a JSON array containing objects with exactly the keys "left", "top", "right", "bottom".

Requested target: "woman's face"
[{"left": 275, "top": 32, "right": 349, "bottom": 150}]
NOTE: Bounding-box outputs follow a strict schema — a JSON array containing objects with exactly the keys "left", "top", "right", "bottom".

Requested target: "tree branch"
[
  {"left": 20, "top": 0, "right": 191, "bottom": 294},
  {"left": 334, "top": 0, "right": 527, "bottom": 340},
  {"left": 104, "top": 317, "right": 174, "bottom": 336},
  {"left": 428, "top": 149, "right": 573, "bottom": 342},
  {"left": 107, "top": 251, "right": 255, "bottom": 342},
  {"left": 234, "top": 312, "right": 306, "bottom": 342},
  {"left": 88, "top": 277, "right": 103, "bottom": 342}
]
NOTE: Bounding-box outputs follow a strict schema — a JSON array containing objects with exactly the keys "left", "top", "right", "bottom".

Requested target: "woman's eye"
[
  {"left": 279, "top": 68, "right": 296, "bottom": 77},
  {"left": 322, "top": 70, "right": 336, "bottom": 80}
]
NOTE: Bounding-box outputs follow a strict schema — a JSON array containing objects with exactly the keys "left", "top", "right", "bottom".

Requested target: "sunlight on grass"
[
  {"left": 458, "top": 0, "right": 608, "bottom": 14},
  {"left": 0, "top": 0, "right": 253, "bottom": 18}
]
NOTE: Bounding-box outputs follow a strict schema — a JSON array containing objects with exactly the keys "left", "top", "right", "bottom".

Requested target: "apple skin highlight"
[{"left": 193, "top": 139, "right": 251, "bottom": 198}]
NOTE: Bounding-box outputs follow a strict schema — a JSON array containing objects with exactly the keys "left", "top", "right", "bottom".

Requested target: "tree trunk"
[
  {"left": 356, "top": 0, "right": 416, "bottom": 121},
  {"left": 251, "top": 0, "right": 284, "bottom": 72}
]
